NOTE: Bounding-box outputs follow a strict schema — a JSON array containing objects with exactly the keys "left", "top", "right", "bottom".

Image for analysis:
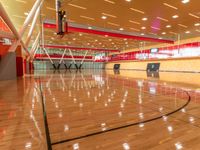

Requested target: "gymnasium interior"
[{"left": 1, "top": 0, "right": 200, "bottom": 149}]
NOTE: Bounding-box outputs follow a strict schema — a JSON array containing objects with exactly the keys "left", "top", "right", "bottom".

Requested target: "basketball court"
[{"left": 1, "top": 0, "right": 200, "bottom": 150}]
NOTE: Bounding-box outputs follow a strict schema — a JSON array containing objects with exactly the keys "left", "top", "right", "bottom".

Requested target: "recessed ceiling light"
[
  {"left": 162, "top": 32, "right": 166, "bottom": 35},
  {"left": 130, "top": 8, "right": 145, "bottom": 14},
  {"left": 163, "top": 3, "right": 178, "bottom": 10},
  {"left": 88, "top": 26, "right": 92, "bottom": 29},
  {"left": 157, "top": 17, "right": 168, "bottom": 22},
  {"left": 151, "top": 26, "right": 161, "bottom": 30},
  {"left": 178, "top": 24, "right": 188, "bottom": 28},
  {"left": 194, "top": 23, "right": 200, "bottom": 26},
  {"left": 185, "top": 31, "right": 190, "bottom": 34},
  {"left": 141, "top": 27, "right": 146, "bottom": 30},
  {"left": 104, "top": 0, "right": 115, "bottom": 4},
  {"left": 166, "top": 25, "right": 171, "bottom": 28},
  {"left": 196, "top": 29, "right": 200, "bottom": 33},
  {"left": 125, "top": 0, "right": 132, "bottom": 2},
  {"left": 101, "top": 16, "right": 107, "bottom": 19},
  {"left": 119, "top": 28, "right": 124, "bottom": 31},
  {"left": 16, "top": 0, "right": 27, "bottom": 3},
  {"left": 80, "top": 15, "right": 95, "bottom": 20},
  {"left": 182, "top": 0, "right": 190, "bottom": 4},
  {"left": 73, "top": 38, "right": 76, "bottom": 40},
  {"left": 130, "top": 28, "right": 140, "bottom": 32},
  {"left": 189, "top": 13, "right": 200, "bottom": 19},
  {"left": 24, "top": 12, "right": 29, "bottom": 16},
  {"left": 79, "top": 33, "right": 83, "bottom": 36},
  {"left": 142, "top": 17, "right": 148, "bottom": 21},
  {"left": 129, "top": 20, "right": 141, "bottom": 25},
  {"left": 141, "top": 33, "right": 145, "bottom": 35},
  {"left": 107, "top": 22, "right": 120, "bottom": 27},
  {"left": 68, "top": 3, "right": 87, "bottom": 10},
  {"left": 172, "top": 15, "right": 179, "bottom": 19},
  {"left": 102, "top": 13, "right": 117, "bottom": 18}
]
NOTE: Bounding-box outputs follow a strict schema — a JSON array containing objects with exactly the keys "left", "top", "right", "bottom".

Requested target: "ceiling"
[{"left": 1, "top": 0, "right": 200, "bottom": 54}]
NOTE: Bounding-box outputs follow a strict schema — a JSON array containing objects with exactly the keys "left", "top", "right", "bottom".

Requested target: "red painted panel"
[
  {"left": 16, "top": 57, "right": 24, "bottom": 77},
  {"left": 0, "top": 44, "right": 10, "bottom": 56},
  {"left": 43, "top": 23, "right": 174, "bottom": 44},
  {"left": 23, "top": 59, "right": 27, "bottom": 74},
  {"left": 0, "top": 18, "right": 11, "bottom": 33}
]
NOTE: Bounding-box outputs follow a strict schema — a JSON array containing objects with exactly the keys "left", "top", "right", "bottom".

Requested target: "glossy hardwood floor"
[{"left": 1, "top": 69, "right": 200, "bottom": 150}]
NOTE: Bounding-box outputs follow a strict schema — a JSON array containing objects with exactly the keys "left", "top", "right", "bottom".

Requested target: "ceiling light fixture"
[
  {"left": 24, "top": 12, "right": 29, "bottom": 16},
  {"left": 101, "top": 16, "right": 107, "bottom": 19},
  {"left": 130, "top": 28, "right": 140, "bottom": 31},
  {"left": 102, "top": 13, "right": 117, "bottom": 18},
  {"left": 104, "top": 0, "right": 115, "bottom": 4},
  {"left": 194, "top": 23, "right": 200, "bottom": 26},
  {"left": 129, "top": 20, "right": 140, "bottom": 25},
  {"left": 80, "top": 15, "right": 95, "bottom": 20},
  {"left": 142, "top": 17, "right": 148, "bottom": 21},
  {"left": 163, "top": 3, "right": 178, "bottom": 10},
  {"left": 151, "top": 26, "right": 161, "bottom": 30},
  {"left": 172, "top": 15, "right": 179, "bottom": 19},
  {"left": 107, "top": 22, "right": 120, "bottom": 26},
  {"left": 182, "top": 0, "right": 190, "bottom": 4},
  {"left": 157, "top": 17, "right": 168, "bottom": 22},
  {"left": 188, "top": 13, "right": 200, "bottom": 19},
  {"left": 68, "top": 3, "right": 87, "bottom": 9},
  {"left": 166, "top": 25, "right": 171, "bottom": 28},
  {"left": 16, "top": 0, "right": 27, "bottom": 3},
  {"left": 141, "top": 27, "right": 146, "bottom": 30},
  {"left": 130, "top": 8, "right": 145, "bottom": 14},
  {"left": 178, "top": 24, "right": 188, "bottom": 28}
]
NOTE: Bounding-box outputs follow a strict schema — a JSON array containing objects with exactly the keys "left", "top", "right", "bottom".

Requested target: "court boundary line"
[
  {"left": 51, "top": 91, "right": 191, "bottom": 146},
  {"left": 39, "top": 78, "right": 52, "bottom": 150},
  {"left": 106, "top": 69, "right": 200, "bottom": 73}
]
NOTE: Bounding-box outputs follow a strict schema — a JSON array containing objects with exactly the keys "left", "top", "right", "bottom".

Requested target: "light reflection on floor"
[{"left": 1, "top": 69, "right": 200, "bottom": 150}]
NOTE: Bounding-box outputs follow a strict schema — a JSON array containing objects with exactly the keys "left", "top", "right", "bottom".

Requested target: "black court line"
[
  {"left": 51, "top": 91, "right": 191, "bottom": 146},
  {"left": 38, "top": 78, "right": 52, "bottom": 150},
  {"left": 107, "top": 68, "right": 200, "bottom": 74}
]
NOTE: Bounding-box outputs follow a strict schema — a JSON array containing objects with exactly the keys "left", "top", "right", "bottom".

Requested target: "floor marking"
[
  {"left": 39, "top": 78, "right": 52, "bottom": 150},
  {"left": 51, "top": 91, "right": 191, "bottom": 146}
]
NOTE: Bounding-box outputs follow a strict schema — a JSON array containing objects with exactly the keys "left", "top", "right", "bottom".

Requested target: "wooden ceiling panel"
[{"left": 1, "top": 0, "right": 200, "bottom": 52}]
